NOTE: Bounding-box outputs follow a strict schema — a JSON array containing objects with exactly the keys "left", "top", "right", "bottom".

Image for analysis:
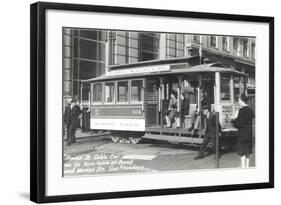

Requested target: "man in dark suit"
[
  {"left": 67, "top": 100, "right": 82, "bottom": 145},
  {"left": 64, "top": 100, "right": 72, "bottom": 145},
  {"left": 194, "top": 108, "right": 220, "bottom": 160}
]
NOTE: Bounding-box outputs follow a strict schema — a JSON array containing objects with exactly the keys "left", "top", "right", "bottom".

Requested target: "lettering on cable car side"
[
  {"left": 90, "top": 118, "right": 145, "bottom": 131},
  {"left": 91, "top": 107, "right": 143, "bottom": 117}
]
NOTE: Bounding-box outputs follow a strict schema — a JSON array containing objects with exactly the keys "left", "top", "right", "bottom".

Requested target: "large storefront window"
[
  {"left": 72, "top": 29, "right": 106, "bottom": 99},
  {"left": 117, "top": 81, "right": 128, "bottom": 102},
  {"left": 105, "top": 82, "right": 115, "bottom": 103},
  {"left": 131, "top": 80, "right": 143, "bottom": 102},
  {"left": 93, "top": 83, "right": 102, "bottom": 103}
]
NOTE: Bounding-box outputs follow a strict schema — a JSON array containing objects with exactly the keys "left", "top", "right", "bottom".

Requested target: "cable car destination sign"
[{"left": 107, "top": 65, "right": 170, "bottom": 76}]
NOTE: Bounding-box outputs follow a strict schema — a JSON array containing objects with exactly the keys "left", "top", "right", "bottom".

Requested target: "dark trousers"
[
  {"left": 65, "top": 124, "right": 70, "bottom": 140},
  {"left": 197, "top": 135, "right": 215, "bottom": 157},
  {"left": 67, "top": 123, "right": 77, "bottom": 144}
]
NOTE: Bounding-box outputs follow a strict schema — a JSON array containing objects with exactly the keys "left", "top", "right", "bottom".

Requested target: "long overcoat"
[
  {"left": 70, "top": 105, "right": 82, "bottom": 127},
  {"left": 232, "top": 106, "right": 254, "bottom": 156}
]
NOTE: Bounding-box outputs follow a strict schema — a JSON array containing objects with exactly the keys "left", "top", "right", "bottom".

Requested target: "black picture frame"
[{"left": 30, "top": 1, "right": 274, "bottom": 203}]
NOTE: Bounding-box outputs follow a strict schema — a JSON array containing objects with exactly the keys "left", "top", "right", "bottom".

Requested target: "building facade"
[
  {"left": 185, "top": 35, "right": 256, "bottom": 109},
  {"left": 63, "top": 28, "right": 107, "bottom": 102},
  {"left": 63, "top": 29, "right": 255, "bottom": 109}
]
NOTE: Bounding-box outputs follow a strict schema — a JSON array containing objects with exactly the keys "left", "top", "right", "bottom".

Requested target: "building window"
[
  {"left": 117, "top": 81, "right": 129, "bottom": 102},
  {"left": 166, "top": 34, "right": 185, "bottom": 58},
  {"left": 242, "top": 39, "right": 249, "bottom": 57},
  {"left": 131, "top": 80, "right": 143, "bottom": 102},
  {"left": 210, "top": 36, "right": 218, "bottom": 48},
  {"left": 192, "top": 35, "right": 200, "bottom": 42},
  {"left": 176, "top": 34, "right": 185, "bottom": 57},
  {"left": 113, "top": 32, "right": 139, "bottom": 65},
  {"left": 128, "top": 32, "right": 139, "bottom": 64},
  {"left": 251, "top": 42, "right": 255, "bottom": 60},
  {"left": 93, "top": 83, "right": 102, "bottom": 103},
  {"left": 139, "top": 33, "right": 159, "bottom": 61},
  {"left": 115, "top": 32, "right": 129, "bottom": 65},
  {"left": 222, "top": 37, "right": 230, "bottom": 52},
  {"left": 233, "top": 38, "right": 241, "bottom": 57},
  {"left": 72, "top": 29, "right": 106, "bottom": 98},
  {"left": 105, "top": 82, "right": 115, "bottom": 103}
]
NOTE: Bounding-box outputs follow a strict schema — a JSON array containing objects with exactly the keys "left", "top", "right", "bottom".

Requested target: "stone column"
[{"left": 159, "top": 33, "right": 167, "bottom": 60}]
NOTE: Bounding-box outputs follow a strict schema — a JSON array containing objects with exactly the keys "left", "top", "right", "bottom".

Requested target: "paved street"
[{"left": 63, "top": 130, "right": 255, "bottom": 176}]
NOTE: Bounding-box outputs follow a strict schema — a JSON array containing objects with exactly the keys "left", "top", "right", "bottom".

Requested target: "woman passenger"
[{"left": 231, "top": 93, "right": 254, "bottom": 168}]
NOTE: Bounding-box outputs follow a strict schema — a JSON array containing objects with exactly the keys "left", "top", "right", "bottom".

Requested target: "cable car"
[{"left": 81, "top": 57, "right": 246, "bottom": 146}]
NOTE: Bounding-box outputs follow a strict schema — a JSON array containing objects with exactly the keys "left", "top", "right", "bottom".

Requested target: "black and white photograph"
[
  {"left": 0, "top": 0, "right": 279, "bottom": 204},
  {"left": 29, "top": 2, "right": 274, "bottom": 202},
  {"left": 62, "top": 29, "right": 256, "bottom": 176}
]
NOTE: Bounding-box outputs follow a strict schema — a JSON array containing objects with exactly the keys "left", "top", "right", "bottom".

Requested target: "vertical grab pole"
[
  {"left": 198, "top": 74, "right": 202, "bottom": 137},
  {"left": 88, "top": 92, "right": 91, "bottom": 108},
  {"left": 215, "top": 111, "right": 219, "bottom": 168},
  {"left": 141, "top": 87, "right": 144, "bottom": 112},
  {"left": 178, "top": 76, "right": 182, "bottom": 129},
  {"left": 160, "top": 77, "right": 163, "bottom": 135},
  {"left": 215, "top": 72, "right": 221, "bottom": 112},
  {"left": 158, "top": 87, "right": 161, "bottom": 112},
  {"left": 80, "top": 84, "right": 83, "bottom": 103}
]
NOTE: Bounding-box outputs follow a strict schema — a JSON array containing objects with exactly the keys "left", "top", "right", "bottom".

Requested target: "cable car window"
[
  {"left": 82, "top": 84, "right": 90, "bottom": 102},
  {"left": 92, "top": 83, "right": 102, "bottom": 103},
  {"left": 220, "top": 74, "right": 231, "bottom": 101},
  {"left": 146, "top": 79, "right": 159, "bottom": 102},
  {"left": 201, "top": 75, "right": 215, "bottom": 105},
  {"left": 182, "top": 78, "right": 199, "bottom": 104},
  {"left": 117, "top": 81, "right": 128, "bottom": 102},
  {"left": 234, "top": 76, "right": 241, "bottom": 102},
  {"left": 131, "top": 80, "right": 143, "bottom": 102},
  {"left": 105, "top": 82, "right": 115, "bottom": 103}
]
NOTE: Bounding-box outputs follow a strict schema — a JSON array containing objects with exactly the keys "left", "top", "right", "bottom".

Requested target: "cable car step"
[{"left": 143, "top": 133, "right": 203, "bottom": 144}]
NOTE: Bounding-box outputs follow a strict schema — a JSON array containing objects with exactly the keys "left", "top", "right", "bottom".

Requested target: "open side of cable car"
[{"left": 81, "top": 57, "right": 247, "bottom": 147}]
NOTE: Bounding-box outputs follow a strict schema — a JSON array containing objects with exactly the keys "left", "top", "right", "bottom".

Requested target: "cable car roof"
[{"left": 82, "top": 61, "right": 246, "bottom": 83}]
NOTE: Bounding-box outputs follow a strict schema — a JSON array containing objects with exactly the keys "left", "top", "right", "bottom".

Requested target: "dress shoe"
[{"left": 194, "top": 155, "right": 204, "bottom": 160}]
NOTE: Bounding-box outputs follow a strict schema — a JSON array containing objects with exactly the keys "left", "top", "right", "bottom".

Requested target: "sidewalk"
[
  {"left": 63, "top": 129, "right": 111, "bottom": 158},
  {"left": 63, "top": 129, "right": 110, "bottom": 141}
]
